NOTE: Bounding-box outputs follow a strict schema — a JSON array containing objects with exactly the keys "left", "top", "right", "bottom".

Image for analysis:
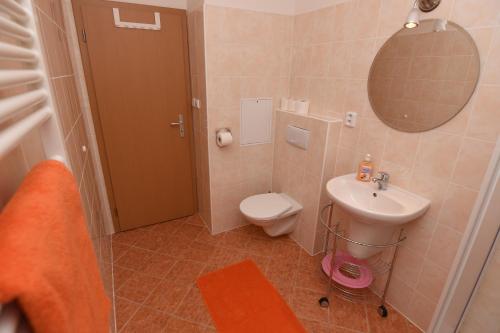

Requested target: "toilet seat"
[{"left": 239, "top": 193, "right": 292, "bottom": 221}]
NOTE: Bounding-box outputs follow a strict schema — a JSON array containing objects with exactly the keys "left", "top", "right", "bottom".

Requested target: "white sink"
[{"left": 326, "top": 173, "right": 430, "bottom": 258}]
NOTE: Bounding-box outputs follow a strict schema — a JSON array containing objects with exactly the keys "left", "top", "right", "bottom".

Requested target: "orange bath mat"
[{"left": 197, "top": 260, "right": 306, "bottom": 333}]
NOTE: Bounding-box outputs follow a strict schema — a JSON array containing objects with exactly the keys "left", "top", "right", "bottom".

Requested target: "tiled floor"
[{"left": 112, "top": 215, "right": 421, "bottom": 333}]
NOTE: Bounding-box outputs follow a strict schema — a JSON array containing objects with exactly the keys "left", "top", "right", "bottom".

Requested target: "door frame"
[
  {"left": 70, "top": 0, "right": 197, "bottom": 231},
  {"left": 429, "top": 137, "right": 500, "bottom": 333}
]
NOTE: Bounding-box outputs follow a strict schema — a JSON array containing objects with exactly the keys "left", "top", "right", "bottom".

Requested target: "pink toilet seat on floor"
[{"left": 321, "top": 251, "right": 373, "bottom": 289}]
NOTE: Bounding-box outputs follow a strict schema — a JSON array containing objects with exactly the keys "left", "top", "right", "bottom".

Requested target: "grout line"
[
  {"left": 34, "top": 4, "right": 68, "bottom": 35},
  {"left": 64, "top": 112, "right": 83, "bottom": 142}
]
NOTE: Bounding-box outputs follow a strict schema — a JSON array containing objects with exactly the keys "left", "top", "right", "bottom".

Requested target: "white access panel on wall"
[{"left": 240, "top": 98, "right": 273, "bottom": 145}]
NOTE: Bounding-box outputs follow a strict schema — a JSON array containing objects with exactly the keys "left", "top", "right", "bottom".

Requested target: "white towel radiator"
[{"left": 0, "top": 0, "right": 68, "bottom": 331}]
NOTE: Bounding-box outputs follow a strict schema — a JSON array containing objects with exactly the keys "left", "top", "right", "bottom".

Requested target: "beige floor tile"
[
  {"left": 120, "top": 307, "right": 169, "bottom": 333},
  {"left": 116, "top": 271, "right": 162, "bottom": 303}
]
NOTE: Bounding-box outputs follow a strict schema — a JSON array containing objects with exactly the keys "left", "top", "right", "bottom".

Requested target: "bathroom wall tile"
[
  {"left": 352, "top": 0, "right": 381, "bottom": 40},
  {"left": 403, "top": 216, "right": 436, "bottom": 254},
  {"left": 437, "top": 102, "right": 471, "bottom": 135},
  {"left": 482, "top": 28, "right": 500, "bottom": 84},
  {"left": 385, "top": 276, "right": 415, "bottom": 315},
  {"left": 311, "top": 7, "right": 335, "bottom": 44},
  {"left": 407, "top": 292, "right": 438, "bottom": 331},
  {"left": 344, "top": 79, "right": 368, "bottom": 114},
  {"left": 382, "top": 129, "right": 420, "bottom": 168},
  {"left": 291, "top": 46, "right": 312, "bottom": 77},
  {"left": 338, "top": 124, "right": 361, "bottom": 150},
  {"left": 35, "top": 0, "right": 66, "bottom": 30},
  {"left": 293, "top": 12, "right": 315, "bottom": 46},
  {"left": 357, "top": 117, "right": 389, "bottom": 156},
  {"left": 426, "top": 224, "right": 463, "bottom": 269},
  {"left": 332, "top": 1, "right": 356, "bottom": 42},
  {"left": 324, "top": 78, "right": 349, "bottom": 114},
  {"left": 19, "top": 131, "right": 46, "bottom": 170},
  {"left": 308, "top": 78, "right": 328, "bottom": 115},
  {"left": 409, "top": 172, "right": 448, "bottom": 221},
  {"left": 349, "top": 39, "right": 376, "bottom": 79},
  {"left": 416, "top": 259, "right": 449, "bottom": 302},
  {"left": 452, "top": 0, "right": 500, "bottom": 28},
  {"left": 376, "top": 0, "right": 409, "bottom": 38},
  {"left": 206, "top": 77, "right": 241, "bottom": 109},
  {"left": 379, "top": 161, "right": 412, "bottom": 189},
  {"left": 393, "top": 247, "right": 425, "bottom": 288},
  {"left": 310, "top": 44, "right": 331, "bottom": 77},
  {"left": 204, "top": 6, "right": 225, "bottom": 44},
  {"left": 0, "top": 149, "right": 30, "bottom": 208},
  {"left": 414, "top": 131, "right": 462, "bottom": 181},
  {"left": 328, "top": 42, "right": 352, "bottom": 78},
  {"left": 452, "top": 138, "right": 495, "bottom": 190},
  {"left": 334, "top": 147, "right": 357, "bottom": 176},
  {"left": 439, "top": 184, "right": 478, "bottom": 232},
  {"left": 468, "top": 28, "right": 495, "bottom": 66},
  {"left": 49, "top": 78, "right": 72, "bottom": 137},
  {"left": 35, "top": 9, "right": 73, "bottom": 77},
  {"left": 466, "top": 85, "right": 500, "bottom": 142},
  {"left": 231, "top": 9, "right": 275, "bottom": 45}
]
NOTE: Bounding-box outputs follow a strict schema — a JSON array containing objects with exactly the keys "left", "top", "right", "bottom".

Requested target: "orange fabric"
[
  {"left": 197, "top": 260, "right": 307, "bottom": 333},
  {"left": 0, "top": 161, "right": 110, "bottom": 333}
]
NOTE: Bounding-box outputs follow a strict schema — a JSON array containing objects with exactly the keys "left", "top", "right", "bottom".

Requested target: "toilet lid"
[{"left": 240, "top": 193, "right": 292, "bottom": 221}]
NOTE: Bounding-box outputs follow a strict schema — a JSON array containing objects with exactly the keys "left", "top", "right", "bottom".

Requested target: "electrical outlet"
[{"left": 345, "top": 112, "right": 358, "bottom": 128}]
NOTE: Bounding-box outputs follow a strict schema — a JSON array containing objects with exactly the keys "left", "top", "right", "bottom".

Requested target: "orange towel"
[{"left": 0, "top": 161, "right": 110, "bottom": 333}]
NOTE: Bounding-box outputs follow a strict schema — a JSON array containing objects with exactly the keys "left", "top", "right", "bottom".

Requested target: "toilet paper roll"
[
  {"left": 216, "top": 130, "right": 233, "bottom": 147},
  {"left": 295, "top": 99, "right": 310, "bottom": 115}
]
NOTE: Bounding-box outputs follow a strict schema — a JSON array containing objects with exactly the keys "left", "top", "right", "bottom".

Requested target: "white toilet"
[{"left": 239, "top": 193, "right": 303, "bottom": 237}]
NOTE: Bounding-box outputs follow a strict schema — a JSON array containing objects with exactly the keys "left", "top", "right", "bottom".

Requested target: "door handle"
[{"left": 170, "top": 114, "right": 185, "bottom": 137}]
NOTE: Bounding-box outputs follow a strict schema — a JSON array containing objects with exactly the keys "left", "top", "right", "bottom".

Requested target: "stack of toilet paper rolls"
[{"left": 280, "top": 97, "right": 309, "bottom": 115}]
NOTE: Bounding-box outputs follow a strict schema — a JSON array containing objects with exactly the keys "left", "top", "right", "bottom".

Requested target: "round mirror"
[{"left": 368, "top": 19, "right": 480, "bottom": 132}]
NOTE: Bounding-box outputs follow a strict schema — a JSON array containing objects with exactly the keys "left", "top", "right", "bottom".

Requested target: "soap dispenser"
[{"left": 356, "top": 154, "right": 374, "bottom": 182}]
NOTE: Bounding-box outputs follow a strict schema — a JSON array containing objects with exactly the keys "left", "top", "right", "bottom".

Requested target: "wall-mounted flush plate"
[
  {"left": 345, "top": 112, "right": 357, "bottom": 128},
  {"left": 286, "top": 125, "right": 310, "bottom": 150}
]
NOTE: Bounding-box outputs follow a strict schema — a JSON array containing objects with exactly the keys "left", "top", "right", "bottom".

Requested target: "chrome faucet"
[{"left": 372, "top": 171, "right": 390, "bottom": 190}]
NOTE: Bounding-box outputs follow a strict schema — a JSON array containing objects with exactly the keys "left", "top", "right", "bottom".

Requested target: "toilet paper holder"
[{"left": 216, "top": 128, "right": 232, "bottom": 147}]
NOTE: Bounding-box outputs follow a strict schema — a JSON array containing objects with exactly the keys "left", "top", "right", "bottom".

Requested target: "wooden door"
[{"left": 78, "top": 2, "right": 195, "bottom": 230}]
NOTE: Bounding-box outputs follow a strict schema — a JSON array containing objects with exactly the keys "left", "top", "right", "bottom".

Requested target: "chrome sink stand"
[{"left": 318, "top": 202, "right": 407, "bottom": 318}]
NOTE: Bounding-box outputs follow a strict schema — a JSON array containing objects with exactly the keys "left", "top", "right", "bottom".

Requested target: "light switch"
[
  {"left": 192, "top": 98, "right": 201, "bottom": 109},
  {"left": 286, "top": 125, "right": 310, "bottom": 150}
]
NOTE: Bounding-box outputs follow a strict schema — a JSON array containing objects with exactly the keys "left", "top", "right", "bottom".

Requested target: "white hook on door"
[{"left": 112, "top": 8, "right": 161, "bottom": 30}]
